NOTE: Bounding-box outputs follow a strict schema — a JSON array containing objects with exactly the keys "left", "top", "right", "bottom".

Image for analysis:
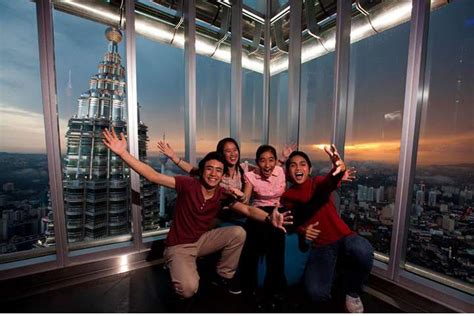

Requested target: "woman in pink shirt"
[{"left": 240, "top": 144, "right": 288, "bottom": 309}]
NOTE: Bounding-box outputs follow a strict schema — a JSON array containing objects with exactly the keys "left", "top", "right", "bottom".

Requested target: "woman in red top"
[{"left": 281, "top": 146, "right": 374, "bottom": 313}]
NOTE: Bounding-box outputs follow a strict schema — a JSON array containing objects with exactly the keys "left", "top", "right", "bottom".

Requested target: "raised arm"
[
  {"left": 156, "top": 140, "right": 198, "bottom": 175},
  {"left": 103, "top": 128, "right": 175, "bottom": 189},
  {"left": 230, "top": 202, "right": 293, "bottom": 233},
  {"left": 310, "top": 144, "right": 347, "bottom": 200},
  {"left": 324, "top": 144, "right": 346, "bottom": 176},
  {"left": 278, "top": 143, "right": 297, "bottom": 167}
]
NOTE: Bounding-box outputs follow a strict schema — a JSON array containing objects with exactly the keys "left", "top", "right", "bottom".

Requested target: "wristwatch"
[{"left": 265, "top": 214, "right": 272, "bottom": 225}]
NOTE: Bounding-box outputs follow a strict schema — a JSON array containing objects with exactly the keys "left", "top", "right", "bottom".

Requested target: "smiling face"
[
  {"left": 287, "top": 155, "right": 312, "bottom": 185},
  {"left": 257, "top": 150, "right": 276, "bottom": 179},
  {"left": 201, "top": 159, "right": 224, "bottom": 189},
  {"left": 222, "top": 141, "right": 239, "bottom": 167}
]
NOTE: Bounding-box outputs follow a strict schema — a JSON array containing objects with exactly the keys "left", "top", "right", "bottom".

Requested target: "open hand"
[
  {"left": 324, "top": 144, "right": 346, "bottom": 176},
  {"left": 304, "top": 221, "right": 321, "bottom": 241},
  {"left": 270, "top": 204, "right": 293, "bottom": 233},
  {"left": 157, "top": 140, "right": 178, "bottom": 161},
  {"left": 281, "top": 143, "right": 297, "bottom": 162},
  {"left": 342, "top": 167, "right": 357, "bottom": 182},
  {"left": 103, "top": 128, "right": 127, "bottom": 156}
]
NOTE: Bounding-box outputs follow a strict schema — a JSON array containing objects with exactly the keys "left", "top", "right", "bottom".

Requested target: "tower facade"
[{"left": 63, "top": 27, "right": 158, "bottom": 242}]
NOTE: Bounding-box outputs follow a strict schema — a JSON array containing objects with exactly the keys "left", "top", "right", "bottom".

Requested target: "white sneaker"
[{"left": 345, "top": 294, "right": 364, "bottom": 313}]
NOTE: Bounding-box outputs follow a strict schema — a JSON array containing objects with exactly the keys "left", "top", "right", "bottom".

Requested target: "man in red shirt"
[
  {"left": 103, "top": 128, "right": 292, "bottom": 300},
  {"left": 281, "top": 146, "right": 373, "bottom": 313}
]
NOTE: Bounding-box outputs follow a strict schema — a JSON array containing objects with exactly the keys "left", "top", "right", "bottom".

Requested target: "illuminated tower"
[{"left": 63, "top": 27, "right": 158, "bottom": 242}]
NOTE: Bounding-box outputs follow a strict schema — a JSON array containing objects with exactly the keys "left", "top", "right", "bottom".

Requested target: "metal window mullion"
[
  {"left": 184, "top": 0, "right": 196, "bottom": 164},
  {"left": 125, "top": 0, "right": 142, "bottom": 250},
  {"left": 331, "top": 0, "right": 351, "bottom": 158},
  {"left": 288, "top": 0, "right": 302, "bottom": 147},
  {"left": 230, "top": 0, "right": 242, "bottom": 143},
  {"left": 36, "top": 0, "right": 69, "bottom": 267},
  {"left": 389, "top": 0, "right": 430, "bottom": 282},
  {"left": 262, "top": 0, "right": 271, "bottom": 145}
]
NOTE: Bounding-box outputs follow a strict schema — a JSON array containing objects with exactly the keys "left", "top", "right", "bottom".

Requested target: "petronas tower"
[{"left": 62, "top": 27, "right": 158, "bottom": 243}]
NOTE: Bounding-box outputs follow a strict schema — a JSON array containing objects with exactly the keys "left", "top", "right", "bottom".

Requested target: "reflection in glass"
[
  {"left": 406, "top": 0, "right": 474, "bottom": 288},
  {"left": 0, "top": 1, "right": 53, "bottom": 255},
  {"left": 340, "top": 23, "right": 410, "bottom": 256}
]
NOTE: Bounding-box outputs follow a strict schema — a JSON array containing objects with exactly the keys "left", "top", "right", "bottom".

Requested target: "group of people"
[{"left": 103, "top": 128, "right": 374, "bottom": 313}]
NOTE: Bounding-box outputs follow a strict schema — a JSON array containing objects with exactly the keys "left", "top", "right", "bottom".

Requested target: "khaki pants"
[{"left": 163, "top": 226, "right": 246, "bottom": 298}]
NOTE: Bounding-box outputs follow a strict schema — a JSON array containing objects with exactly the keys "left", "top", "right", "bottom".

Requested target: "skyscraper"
[{"left": 62, "top": 27, "right": 158, "bottom": 242}]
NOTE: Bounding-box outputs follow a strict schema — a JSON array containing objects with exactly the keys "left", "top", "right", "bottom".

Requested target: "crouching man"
[{"left": 103, "top": 128, "right": 292, "bottom": 300}]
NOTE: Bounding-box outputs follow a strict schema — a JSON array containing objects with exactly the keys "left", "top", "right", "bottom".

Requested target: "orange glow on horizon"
[{"left": 307, "top": 132, "right": 473, "bottom": 165}]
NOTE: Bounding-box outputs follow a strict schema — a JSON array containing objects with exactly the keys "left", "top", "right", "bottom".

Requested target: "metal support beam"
[
  {"left": 184, "top": 0, "right": 196, "bottom": 164},
  {"left": 262, "top": 0, "right": 271, "bottom": 144},
  {"left": 331, "top": 0, "right": 352, "bottom": 158},
  {"left": 230, "top": 0, "right": 242, "bottom": 143},
  {"left": 389, "top": 0, "right": 430, "bottom": 281},
  {"left": 124, "top": 0, "right": 143, "bottom": 250},
  {"left": 36, "top": 0, "right": 69, "bottom": 267},
  {"left": 288, "top": 0, "right": 302, "bottom": 147}
]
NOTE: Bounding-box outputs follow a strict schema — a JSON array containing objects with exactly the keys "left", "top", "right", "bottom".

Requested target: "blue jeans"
[{"left": 304, "top": 234, "right": 374, "bottom": 302}]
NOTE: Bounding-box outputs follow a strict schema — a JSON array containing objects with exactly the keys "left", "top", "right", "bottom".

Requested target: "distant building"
[
  {"left": 428, "top": 191, "right": 437, "bottom": 207},
  {"left": 375, "top": 186, "right": 384, "bottom": 203},
  {"left": 416, "top": 190, "right": 425, "bottom": 206},
  {"left": 367, "top": 187, "right": 374, "bottom": 202},
  {"left": 2, "top": 183, "right": 14, "bottom": 192},
  {"left": 358, "top": 185, "right": 368, "bottom": 202},
  {"left": 442, "top": 215, "right": 455, "bottom": 232}
]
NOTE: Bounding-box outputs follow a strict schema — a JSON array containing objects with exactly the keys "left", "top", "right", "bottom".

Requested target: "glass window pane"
[
  {"left": 196, "top": 55, "right": 231, "bottom": 160},
  {"left": 340, "top": 21, "right": 411, "bottom": 257},
  {"left": 53, "top": 4, "right": 133, "bottom": 248},
  {"left": 241, "top": 69, "right": 263, "bottom": 161},
  {"left": 299, "top": 53, "right": 334, "bottom": 173},
  {"left": 0, "top": 1, "right": 55, "bottom": 260},
  {"left": 243, "top": 0, "right": 266, "bottom": 15},
  {"left": 136, "top": 34, "right": 185, "bottom": 234},
  {"left": 269, "top": 70, "right": 288, "bottom": 154},
  {"left": 406, "top": 0, "right": 474, "bottom": 290}
]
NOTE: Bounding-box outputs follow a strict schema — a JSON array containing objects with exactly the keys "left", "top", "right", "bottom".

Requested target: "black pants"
[{"left": 240, "top": 206, "right": 287, "bottom": 296}]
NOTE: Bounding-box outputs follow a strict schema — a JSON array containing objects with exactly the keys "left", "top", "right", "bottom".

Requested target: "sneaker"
[
  {"left": 345, "top": 294, "right": 364, "bottom": 313},
  {"left": 211, "top": 275, "right": 242, "bottom": 295}
]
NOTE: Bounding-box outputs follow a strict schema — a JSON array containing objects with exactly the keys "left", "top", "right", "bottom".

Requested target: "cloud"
[
  {"left": 384, "top": 111, "right": 402, "bottom": 121},
  {"left": 0, "top": 105, "right": 68, "bottom": 154}
]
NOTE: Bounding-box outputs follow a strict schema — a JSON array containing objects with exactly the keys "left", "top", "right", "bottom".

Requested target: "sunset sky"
[{"left": 0, "top": 1, "right": 472, "bottom": 166}]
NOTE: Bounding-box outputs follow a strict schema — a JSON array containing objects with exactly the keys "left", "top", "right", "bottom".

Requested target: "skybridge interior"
[{"left": 0, "top": 0, "right": 473, "bottom": 313}]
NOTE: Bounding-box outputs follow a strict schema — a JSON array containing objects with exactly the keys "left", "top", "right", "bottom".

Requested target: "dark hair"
[
  {"left": 255, "top": 145, "right": 277, "bottom": 163},
  {"left": 216, "top": 137, "right": 245, "bottom": 186},
  {"left": 285, "top": 151, "right": 312, "bottom": 170},
  {"left": 198, "top": 151, "right": 228, "bottom": 178}
]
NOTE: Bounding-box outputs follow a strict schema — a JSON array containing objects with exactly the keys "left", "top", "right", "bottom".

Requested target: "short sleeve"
[{"left": 244, "top": 171, "right": 255, "bottom": 187}]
